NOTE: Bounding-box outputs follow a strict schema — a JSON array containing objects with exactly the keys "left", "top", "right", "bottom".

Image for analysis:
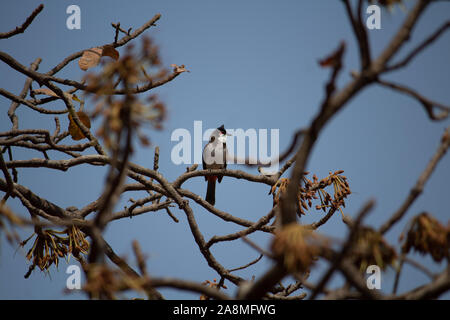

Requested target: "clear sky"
[{"left": 0, "top": 0, "right": 449, "bottom": 299}]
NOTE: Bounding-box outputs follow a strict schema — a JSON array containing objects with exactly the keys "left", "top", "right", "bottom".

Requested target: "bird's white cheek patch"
[{"left": 218, "top": 135, "right": 227, "bottom": 143}]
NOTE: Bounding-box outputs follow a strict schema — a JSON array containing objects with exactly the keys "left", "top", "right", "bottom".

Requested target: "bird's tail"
[{"left": 205, "top": 177, "right": 216, "bottom": 206}]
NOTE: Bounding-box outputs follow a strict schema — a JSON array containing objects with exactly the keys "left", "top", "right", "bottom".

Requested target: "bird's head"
[{"left": 217, "top": 124, "right": 227, "bottom": 143}]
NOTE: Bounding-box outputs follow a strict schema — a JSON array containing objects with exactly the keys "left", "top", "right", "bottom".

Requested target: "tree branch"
[
  {"left": 386, "top": 21, "right": 450, "bottom": 72},
  {"left": 379, "top": 126, "right": 450, "bottom": 234},
  {"left": 0, "top": 4, "right": 44, "bottom": 39},
  {"left": 377, "top": 79, "right": 449, "bottom": 121}
]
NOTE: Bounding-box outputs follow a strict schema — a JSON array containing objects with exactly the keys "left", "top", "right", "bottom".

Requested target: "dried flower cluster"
[
  {"left": 271, "top": 223, "right": 329, "bottom": 273},
  {"left": 83, "top": 264, "right": 121, "bottom": 300},
  {"left": 21, "top": 226, "right": 89, "bottom": 278},
  {"left": 351, "top": 227, "right": 397, "bottom": 271},
  {"left": 400, "top": 212, "right": 450, "bottom": 262},
  {"left": 270, "top": 170, "right": 351, "bottom": 217},
  {"left": 83, "top": 263, "right": 151, "bottom": 299}
]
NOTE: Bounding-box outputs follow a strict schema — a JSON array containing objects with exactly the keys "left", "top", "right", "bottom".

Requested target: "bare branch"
[
  {"left": 0, "top": 152, "right": 14, "bottom": 201},
  {"left": 177, "top": 187, "right": 274, "bottom": 233},
  {"left": 146, "top": 277, "right": 231, "bottom": 300},
  {"left": 372, "top": 0, "right": 431, "bottom": 72},
  {"left": 379, "top": 126, "right": 450, "bottom": 234},
  {"left": 206, "top": 208, "right": 276, "bottom": 248},
  {"left": 403, "top": 256, "right": 437, "bottom": 280},
  {"left": 1, "top": 88, "right": 68, "bottom": 115},
  {"left": 0, "top": 4, "right": 44, "bottom": 39},
  {"left": 102, "top": 238, "right": 164, "bottom": 300},
  {"left": 47, "top": 13, "right": 161, "bottom": 76},
  {"left": 239, "top": 265, "right": 287, "bottom": 299},
  {"left": 0, "top": 178, "right": 68, "bottom": 219},
  {"left": 386, "top": 21, "right": 450, "bottom": 72},
  {"left": 228, "top": 254, "right": 263, "bottom": 272},
  {"left": 241, "top": 236, "right": 274, "bottom": 259},
  {"left": 6, "top": 58, "right": 42, "bottom": 130},
  {"left": 377, "top": 79, "right": 449, "bottom": 121},
  {"left": 395, "top": 267, "right": 450, "bottom": 299},
  {"left": 109, "top": 200, "right": 172, "bottom": 221},
  {"left": 342, "top": 0, "right": 371, "bottom": 69}
]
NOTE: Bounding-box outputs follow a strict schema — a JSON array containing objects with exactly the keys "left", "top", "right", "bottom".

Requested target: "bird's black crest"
[{"left": 217, "top": 124, "right": 226, "bottom": 134}]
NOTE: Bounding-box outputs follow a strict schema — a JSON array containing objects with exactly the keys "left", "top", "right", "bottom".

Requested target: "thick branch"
[
  {"left": 394, "top": 267, "right": 450, "bottom": 300},
  {"left": 342, "top": 0, "right": 371, "bottom": 69},
  {"left": 372, "top": 0, "right": 430, "bottom": 72}
]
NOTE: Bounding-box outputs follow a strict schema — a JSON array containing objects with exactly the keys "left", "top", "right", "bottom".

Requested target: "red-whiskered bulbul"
[{"left": 202, "top": 124, "right": 228, "bottom": 206}]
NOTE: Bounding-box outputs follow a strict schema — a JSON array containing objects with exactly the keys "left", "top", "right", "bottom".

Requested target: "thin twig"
[
  {"left": 377, "top": 79, "right": 449, "bottom": 121},
  {"left": 386, "top": 21, "right": 450, "bottom": 72},
  {"left": 379, "top": 126, "right": 450, "bottom": 234},
  {"left": 228, "top": 254, "right": 263, "bottom": 272},
  {"left": 0, "top": 4, "right": 44, "bottom": 39}
]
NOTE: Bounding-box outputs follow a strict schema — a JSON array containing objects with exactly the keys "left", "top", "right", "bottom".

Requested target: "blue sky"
[{"left": 0, "top": 0, "right": 449, "bottom": 299}]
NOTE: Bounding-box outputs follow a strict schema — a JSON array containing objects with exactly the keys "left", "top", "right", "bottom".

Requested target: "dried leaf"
[
  {"left": 170, "top": 64, "right": 189, "bottom": 74},
  {"left": 33, "top": 88, "right": 81, "bottom": 102},
  {"left": 78, "top": 47, "right": 103, "bottom": 71},
  {"left": 401, "top": 212, "right": 450, "bottom": 262},
  {"left": 318, "top": 55, "right": 336, "bottom": 68},
  {"left": 102, "top": 45, "right": 119, "bottom": 60},
  {"left": 68, "top": 111, "right": 91, "bottom": 140},
  {"left": 271, "top": 224, "right": 328, "bottom": 273},
  {"left": 352, "top": 227, "right": 397, "bottom": 271},
  {"left": 318, "top": 42, "right": 345, "bottom": 68},
  {"left": 33, "top": 88, "right": 59, "bottom": 98}
]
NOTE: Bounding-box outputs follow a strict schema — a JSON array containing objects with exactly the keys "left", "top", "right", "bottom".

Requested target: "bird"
[{"left": 202, "top": 124, "right": 228, "bottom": 206}]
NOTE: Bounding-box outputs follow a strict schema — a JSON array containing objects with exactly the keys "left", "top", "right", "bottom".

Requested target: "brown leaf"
[
  {"left": 271, "top": 224, "right": 328, "bottom": 273},
  {"left": 102, "top": 45, "right": 119, "bottom": 60},
  {"left": 78, "top": 47, "right": 103, "bottom": 71},
  {"left": 318, "top": 55, "right": 336, "bottom": 68},
  {"left": 318, "top": 42, "right": 346, "bottom": 68},
  {"left": 138, "top": 134, "right": 151, "bottom": 147},
  {"left": 170, "top": 64, "right": 189, "bottom": 74},
  {"left": 68, "top": 111, "right": 91, "bottom": 140}
]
